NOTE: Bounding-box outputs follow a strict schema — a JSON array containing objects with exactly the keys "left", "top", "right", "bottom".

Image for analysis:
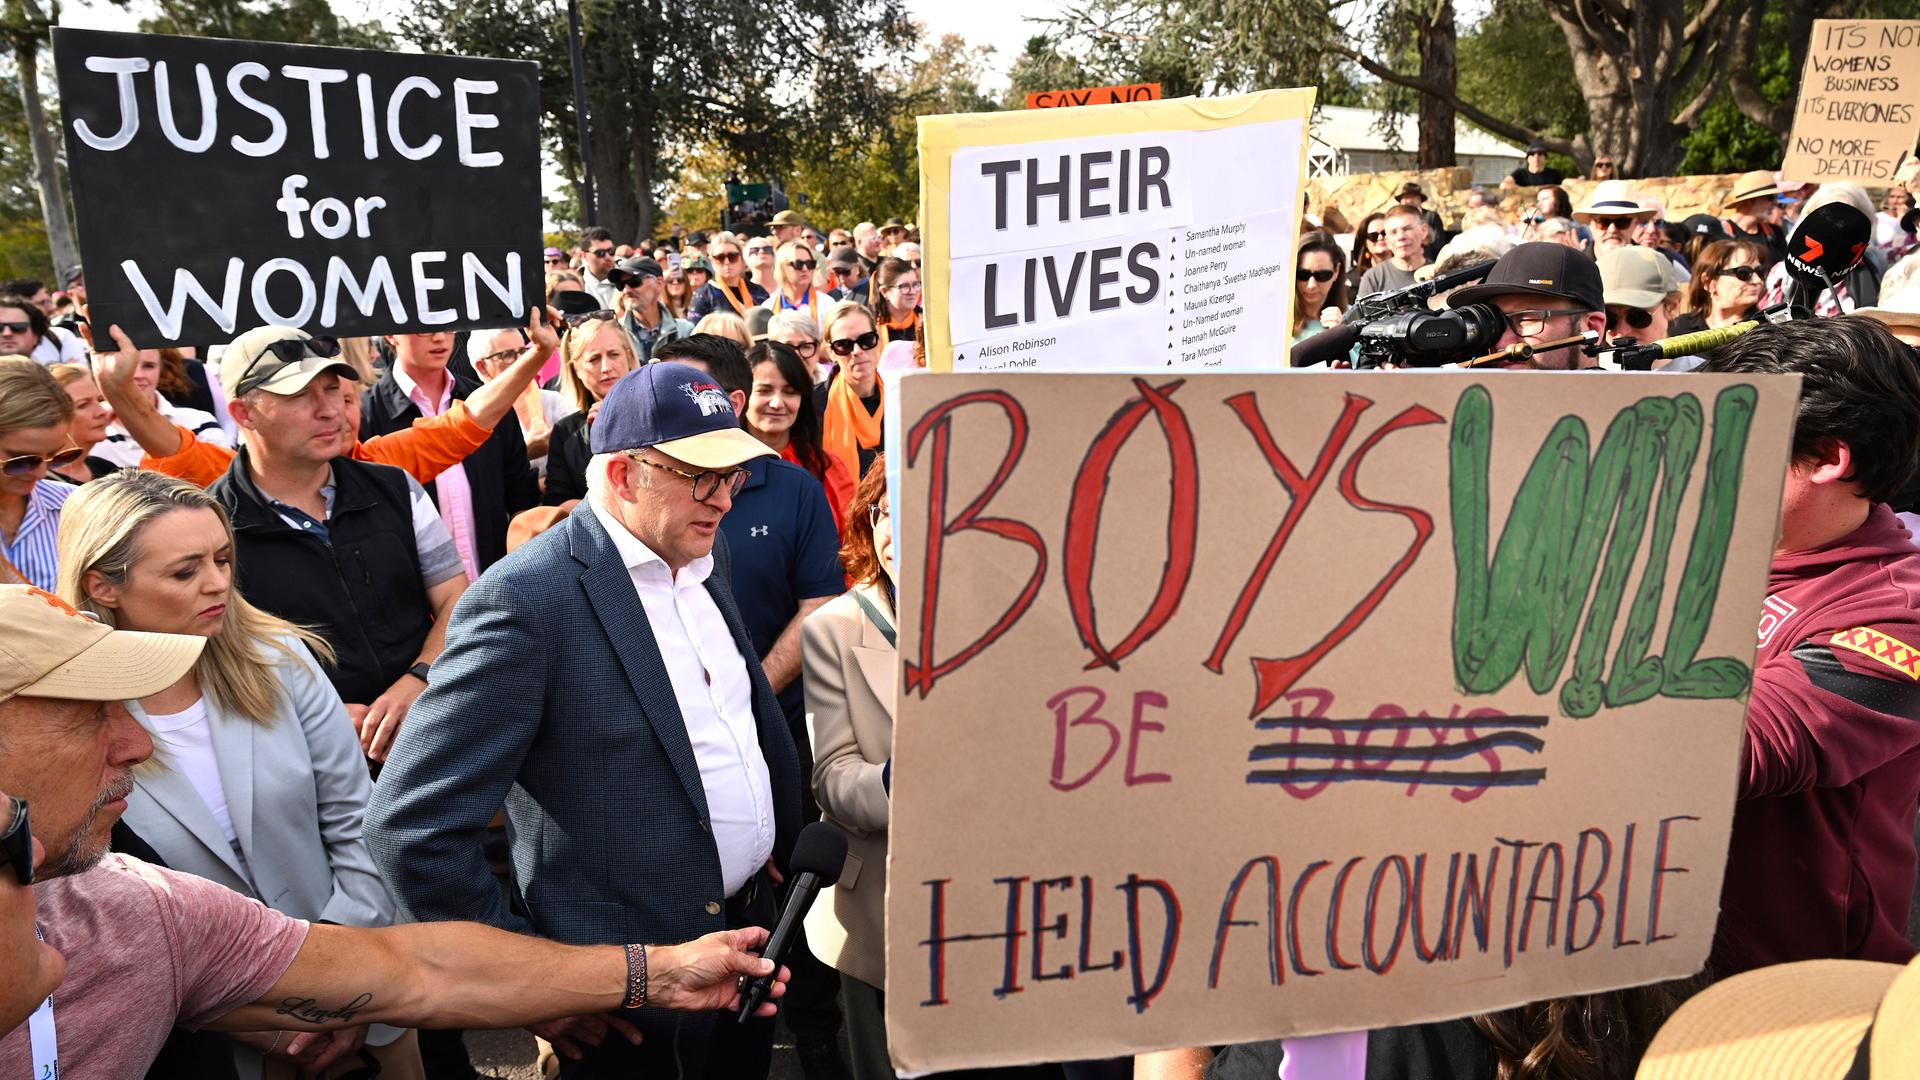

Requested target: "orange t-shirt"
[{"left": 142, "top": 399, "right": 493, "bottom": 487}]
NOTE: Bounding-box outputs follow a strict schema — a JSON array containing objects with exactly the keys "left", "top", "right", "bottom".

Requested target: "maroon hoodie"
[{"left": 1713, "top": 504, "right": 1920, "bottom": 976}]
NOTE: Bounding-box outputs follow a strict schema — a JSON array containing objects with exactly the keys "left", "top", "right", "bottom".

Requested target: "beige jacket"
[{"left": 801, "top": 582, "right": 895, "bottom": 989}]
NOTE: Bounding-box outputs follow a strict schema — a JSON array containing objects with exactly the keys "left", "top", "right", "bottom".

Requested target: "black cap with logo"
[{"left": 1448, "top": 242, "right": 1605, "bottom": 313}]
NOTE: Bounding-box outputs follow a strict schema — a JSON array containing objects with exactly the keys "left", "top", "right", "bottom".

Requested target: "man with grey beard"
[{"left": 0, "top": 584, "right": 789, "bottom": 1077}]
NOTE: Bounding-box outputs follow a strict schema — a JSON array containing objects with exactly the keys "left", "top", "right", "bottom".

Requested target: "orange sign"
[{"left": 1025, "top": 82, "right": 1163, "bottom": 109}]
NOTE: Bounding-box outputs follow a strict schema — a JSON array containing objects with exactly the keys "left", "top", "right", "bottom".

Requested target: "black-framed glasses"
[
  {"left": 2, "top": 795, "right": 31, "bottom": 886},
  {"left": 1716, "top": 265, "right": 1762, "bottom": 282},
  {"left": 1607, "top": 306, "right": 1655, "bottom": 331},
  {"left": 1297, "top": 268, "right": 1336, "bottom": 283},
  {"left": 475, "top": 348, "right": 520, "bottom": 368},
  {"left": 564, "top": 310, "right": 618, "bottom": 329},
  {"left": 887, "top": 281, "right": 922, "bottom": 294},
  {"left": 830, "top": 330, "right": 881, "bottom": 356},
  {"left": 788, "top": 340, "right": 818, "bottom": 358},
  {"left": 1503, "top": 308, "right": 1589, "bottom": 338},
  {"left": 2, "top": 445, "right": 84, "bottom": 477},
  {"left": 625, "top": 453, "right": 749, "bottom": 502}
]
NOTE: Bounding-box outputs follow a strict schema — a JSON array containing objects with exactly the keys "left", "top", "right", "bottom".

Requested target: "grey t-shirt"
[{"left": 1355, "top": 260, "right": 1422, "bottom": 300}]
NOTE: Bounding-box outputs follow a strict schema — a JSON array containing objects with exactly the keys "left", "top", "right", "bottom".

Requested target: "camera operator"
[{"left": 1445, "top": 242, "right": 1608, "bottom": 370}]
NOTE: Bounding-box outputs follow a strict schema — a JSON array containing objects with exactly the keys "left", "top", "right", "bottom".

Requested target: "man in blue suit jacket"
[{"left": 366, "top": 362, "right": 802, "bottom": 1079}]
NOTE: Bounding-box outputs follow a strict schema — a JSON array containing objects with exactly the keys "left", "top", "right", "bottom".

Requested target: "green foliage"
[
  {"left": 117, "top": 0, "right": 393, "bottom": 47},
  {"left": 1456, "top": 0, "right": 1584, "bottom": 141},
  {"left": 0, "top": 69, "right": 52, "bottom": 281}
]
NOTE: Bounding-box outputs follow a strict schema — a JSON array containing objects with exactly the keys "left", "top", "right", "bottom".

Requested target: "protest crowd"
[{"left": 9, "top": 26, "right": 1920, "bottom": 1080}]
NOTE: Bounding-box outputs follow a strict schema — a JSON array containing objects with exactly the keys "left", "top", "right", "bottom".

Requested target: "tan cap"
[
  {"left": 1851, "top": 287, "right": 1920, "bottom": 330},
  {"left": 770, "top": 209, "right": 807, "bottom": 227},
  {"left": 219, "top": 326, "right": 359, "bottom": 398},
  {"left": 0, "top": 585, "right": 203, "bottom": 704},
  {"left": 1598, "top": 246, "right": 1679, "bottom": 310},
  {"left": 1637, "top": 956, "right": 1920, "bottom": 1079}
]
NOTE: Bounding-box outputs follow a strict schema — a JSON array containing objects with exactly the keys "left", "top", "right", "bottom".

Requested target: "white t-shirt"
[
  {"left": 95, "top": 397, "right": 233, "bottom": 467},
  {"left": 145, "top": 696, "right": 250, "bottom": 877},
  {"left": 29, "top": 325, "right": 86, "bottom": 366}
]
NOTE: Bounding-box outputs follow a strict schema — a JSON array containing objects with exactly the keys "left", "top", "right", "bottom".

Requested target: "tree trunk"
[
  {"left": 12, "top": 5, "right": 78, "bottom": 279},
  {"left": 1416, "top": 0, "right": 1456, "bottom": 170},
  {"left": 1545, "top": 7, "right": 1690, "bottom": 177}
]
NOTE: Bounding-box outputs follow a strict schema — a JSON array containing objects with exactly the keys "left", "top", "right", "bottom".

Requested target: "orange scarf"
[
  {"left": 822, "top": 371, "right": 884, "bottom": 489},
  {"left": 877, "top": 309, "right": 920, "bottom": 350},
  {"left": 781, "top": 442, "right": 856, "bottom": 535},
  {"left": 715, "top": 276, "right": 756, "bottom": 316}
]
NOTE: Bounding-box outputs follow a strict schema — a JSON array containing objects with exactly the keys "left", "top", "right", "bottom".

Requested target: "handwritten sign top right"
[{"left": 1782, "top": 19, "right": 1920, "bottom": 185}]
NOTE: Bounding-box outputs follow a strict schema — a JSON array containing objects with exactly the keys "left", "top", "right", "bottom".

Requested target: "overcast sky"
[{"left": 60, "top": 0, "right": 1056, "bottom": 92}]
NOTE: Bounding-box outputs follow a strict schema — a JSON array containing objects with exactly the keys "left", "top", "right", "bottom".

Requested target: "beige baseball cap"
[
  {"left": 219, "top": 326, "right": 358, "bottom": 398},
  {"left": 1598, "top": 246, "right": 1680, "bottom": 310},
  {"left": 0, "top": 585, "right": 204, "bottom": 704}
]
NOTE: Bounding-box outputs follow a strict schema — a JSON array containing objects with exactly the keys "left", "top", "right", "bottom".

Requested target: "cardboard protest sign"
[
  {"left": 1025, "top": 82, "right": 1163, "bottom": 109},
  {"left": 883, "top": 370, "right": 1799, "bottom": 1070},
  {"left": 919, "top": 88, "right": 1313, "bottom": 374},
  {"left": 53, "top": 28, "right": 541, "bottom": 348},
  {"left": 1781, "top": 19, "right": 1920, "bottom": 184}
]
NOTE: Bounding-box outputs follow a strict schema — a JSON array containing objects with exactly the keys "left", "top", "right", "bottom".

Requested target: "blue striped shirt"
[{"left": 1, "top": 479, "right": 71, "bottom": 590}]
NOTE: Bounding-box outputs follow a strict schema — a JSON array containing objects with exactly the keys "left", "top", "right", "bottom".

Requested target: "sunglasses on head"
[
  {"left": 235, "top": 335, "right": 341, "bottom": 392},
  {"left": 564, "top": 309, "right": 617, "bottom": 328},
  {"left": 1607, "top": 307, "right": 1655, "bottom": 331},
  {"left": 0, "top": 321, "right": 31, "bottom": 334},
  {"left": 1716, "top": 265, "right": 1762, "bottom": 282},
  {"left": 1297, "top": 268, "right": 1336, "bottom": 283},
  {"left": 830, "top": 330, "right": 881, "bottom": 356},
  {"left": 2, "top": 444, "right": 84, "bottom": 477}
]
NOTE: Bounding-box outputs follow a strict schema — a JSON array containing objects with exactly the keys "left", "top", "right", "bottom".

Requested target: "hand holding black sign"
[{"left": 53, "top": 28, "right": 542, "bottom": 348}]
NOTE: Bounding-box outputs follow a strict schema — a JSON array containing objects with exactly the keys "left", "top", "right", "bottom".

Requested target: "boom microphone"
[{"left": 736, "top": 821, "right": 848, "bottom": 1022}]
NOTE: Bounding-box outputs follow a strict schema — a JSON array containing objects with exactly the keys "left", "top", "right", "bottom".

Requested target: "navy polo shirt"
[{"left": 719, "top": 456, "right": 846, "bottom": 724}]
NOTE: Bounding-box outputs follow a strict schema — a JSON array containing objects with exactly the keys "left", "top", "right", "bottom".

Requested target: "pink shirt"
[
  {"left": 396, "top": 365, "right": 480, "bottom": 580},
  {"left": 0, "top": 854, "right": 310, "bottom": 1078}
]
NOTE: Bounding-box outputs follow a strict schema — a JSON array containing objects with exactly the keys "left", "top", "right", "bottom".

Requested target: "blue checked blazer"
[{"left": 365, "top": 502, "right": 801, "bottom": 950}]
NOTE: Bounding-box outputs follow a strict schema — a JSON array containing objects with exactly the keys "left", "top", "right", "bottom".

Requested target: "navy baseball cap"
[{"left": 590, "top": 361, "right": 775, "bottom": 469}]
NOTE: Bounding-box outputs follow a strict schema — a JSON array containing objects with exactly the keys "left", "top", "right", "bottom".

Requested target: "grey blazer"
[{"left": 121, "top": 635, "right": 399, "bottom": 1075}]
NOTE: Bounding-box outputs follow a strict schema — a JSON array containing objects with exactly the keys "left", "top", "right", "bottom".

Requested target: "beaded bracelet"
[{"left": 623, "top": 943, "right": 649, "bottom": 1010}]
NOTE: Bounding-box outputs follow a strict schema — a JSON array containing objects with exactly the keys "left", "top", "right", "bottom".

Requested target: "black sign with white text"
[{"left": 53, "top": 28, "right": 541, "bottom": 348}]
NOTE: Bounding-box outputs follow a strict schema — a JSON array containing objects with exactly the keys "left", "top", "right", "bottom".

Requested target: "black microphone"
[
  {"left": 736, "top": 821, "right": 848, "bottom": 1022},
  {"left": 1781, "top": 201, "right": 1873, "bottom": 317},
  {"left": 1290, "top": 320, "right": 1362, "bottom": 367}
]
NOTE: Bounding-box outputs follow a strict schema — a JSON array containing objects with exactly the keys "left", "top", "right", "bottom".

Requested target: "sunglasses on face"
[
  {"left": 746, "top": 247, "right": 773, "bottom": 256},
  {"left": 789, "top": 260, "right": 816, "bottom": 271},
  {"left": 831, "top": 239, "right": 853, "bottom": 248},
  {"left": 589, "top": 247, "right": 615, "bottom": 258},
  {"left": 1366, "top": 230, "right": 1385, "bottom": 241},
  {"left": 545, "top": 256, "right": 568, "bottom": 264},
  {"left": 1716, "top": 265, "right": 1762, "bottom": 282},
  {"left": 713, "top": 252, "right": 742, "bottom": 263},
  {"left": 0, "top": 321, "right": 30, "bottom": 334},
  {"left": 2, "top": 445, "right": 84, "bottom": 478},
  {"left": 1607, "top": 307, "right": 1655, "bottom": 330},
  {"left": 830, "top": 330, "right": 881, "bottom": 356},
  {"left": 1297, "top": 268, "right": 1336, "bottom": 283},
  {"left": 1592, "top": 217, "right": 1636, "bottom": 230}
]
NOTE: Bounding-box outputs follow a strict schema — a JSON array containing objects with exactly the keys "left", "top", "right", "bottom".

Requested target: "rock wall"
[{"left": 1305, "top": 167, "right": 1754, "bottom": 236}]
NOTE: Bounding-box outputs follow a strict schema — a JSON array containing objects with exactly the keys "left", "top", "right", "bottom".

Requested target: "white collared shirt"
[
  {"left": 395, "top": 365, "right": 480, "bottom": 580},
  {"left": 590, "top": 499, "right": 774, "bottom": 897}
]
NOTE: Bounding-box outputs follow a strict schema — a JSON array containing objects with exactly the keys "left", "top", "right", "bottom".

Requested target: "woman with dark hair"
[
  {"left": 1670, "top": 238, "right": 1769, "bottom": 335},
  {"left": 744, "top": 340, "right": 855, "bottom": 531},
  {"left": 1348, "top": 212, "right": 1388, "bottom": 295},
  {"left": 154, "top": 347, "right": 220, "bottom": 418},
  {"left": 1538, "top": 185, "right": 1575, "bottom": 220},
  {"left": 867, "top": 257, "right": 921, "bottom": 347},
  {"left": 1293, "top": 231, "right": 1351, "bottom": 343}
]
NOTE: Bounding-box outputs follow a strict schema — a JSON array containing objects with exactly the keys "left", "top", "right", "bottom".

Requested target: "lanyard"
[{"left": 28, "top": 928, "right": 56, "bottom": 1078}]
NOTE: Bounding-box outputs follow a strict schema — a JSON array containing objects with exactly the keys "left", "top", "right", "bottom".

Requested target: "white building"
[{"left": 1308, "top": 105, "right": 1528, "bottom": 188}]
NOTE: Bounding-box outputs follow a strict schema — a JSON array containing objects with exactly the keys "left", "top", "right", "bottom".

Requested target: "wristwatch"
[
  {"left": 406, "top": 661, "right": 432, "bottom": 685},
  {"left": 2, "top": 795, "right": 32, "bottom": 885}
]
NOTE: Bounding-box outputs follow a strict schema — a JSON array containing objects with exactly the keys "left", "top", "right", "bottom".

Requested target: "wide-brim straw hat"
[
  {"left": 1851, "top": 287, "right": 1920, "bottom": 330},
  {"left": 1636, "top": 956, "right": 1920, "bottom": 1079},
  {"left": 1724, "top": 169, "right": 1784, "bottom": 209}
]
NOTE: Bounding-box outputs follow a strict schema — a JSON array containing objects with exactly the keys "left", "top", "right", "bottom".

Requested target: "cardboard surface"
[
  {"left": 918, "top": 89, "right": 1315, "bottom": 374},
  {"left": 882, "top": 370, "right": 1800, "bottom": 1070},
  {"left": 1026, "top": 83, "right": 1164, "bottom": 109},
  {"left": 53, "top": 28, "right": 541, "bottom": 347},
  {"left": 1780, "top": 20, "right": 1920, "bottom": 185}
]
